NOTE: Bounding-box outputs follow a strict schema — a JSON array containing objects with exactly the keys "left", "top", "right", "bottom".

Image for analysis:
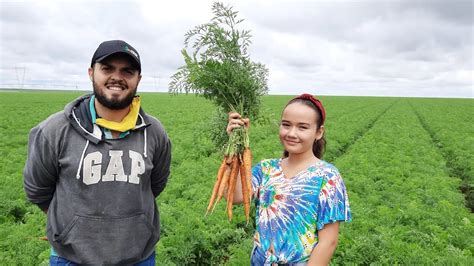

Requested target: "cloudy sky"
[{"left": 1, "top": 0, "right": 472, "bottom": 98}]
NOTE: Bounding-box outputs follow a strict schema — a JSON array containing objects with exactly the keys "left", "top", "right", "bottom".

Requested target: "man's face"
[{"left": 88, "top": 54, "right": 142, "bottom": 110}]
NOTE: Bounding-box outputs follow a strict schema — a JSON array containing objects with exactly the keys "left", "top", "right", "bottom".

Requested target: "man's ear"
[
  {"left": 137, "top": 74, "right": 142, "bottom": 85},
  {"left": 88, "top": 67, "right": 93, "bottom": 81}
]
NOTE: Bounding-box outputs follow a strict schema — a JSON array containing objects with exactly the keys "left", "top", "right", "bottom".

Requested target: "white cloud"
[{"left": 0, "top": 0, "right": 472, "bottom": 97}]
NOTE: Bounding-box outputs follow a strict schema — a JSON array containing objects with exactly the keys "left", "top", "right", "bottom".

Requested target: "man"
[{"left": 23, "top": 40, "right": 171, "bottom": 265}]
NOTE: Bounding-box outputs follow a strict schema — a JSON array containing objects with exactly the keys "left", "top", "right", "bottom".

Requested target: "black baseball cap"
[{"left": 91, "top": 40, "right": 141, "bottom": 73}]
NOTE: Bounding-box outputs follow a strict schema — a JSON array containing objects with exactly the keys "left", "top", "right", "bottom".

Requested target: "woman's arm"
[
  {"left": 223, "top": 112, "right": 250, "bottom": 205},
  {"left": 226, "top": 173, "right": 244, "bottom": 204},
  {"left": 307, "top": 222, "right": 340, "bottom": 266}
]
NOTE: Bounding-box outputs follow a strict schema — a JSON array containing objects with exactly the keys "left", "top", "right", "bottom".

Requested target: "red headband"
[{"left": 292, "top": 93, "right": 326, "bottom": 125}]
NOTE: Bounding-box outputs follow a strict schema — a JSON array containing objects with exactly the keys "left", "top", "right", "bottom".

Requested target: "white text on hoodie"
[{"left": 82, "top": 150, "right": 145, "bottom": 185}]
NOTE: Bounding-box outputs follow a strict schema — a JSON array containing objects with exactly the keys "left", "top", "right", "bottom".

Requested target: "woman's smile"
[{"left": 284, "top": 139, "right": 299, "bottom": 145}]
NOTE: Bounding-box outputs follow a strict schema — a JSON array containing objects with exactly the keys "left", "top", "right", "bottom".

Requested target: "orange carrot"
[
  {"left": 226, "top": 155, "right": 233, "bottom": 165},
  {"left": 240, "top": 160, "right": 250, "bottom": 224},
  {"left": 206, "top": 156, "right": 228, "bottom": 215},
  {"left": 212, "top": 155, "right": 234, "bottom": 212},
  {"left": 226, "top": 156, "right": 240, "bottom": 221},
  {"left": 243, "top": 147, "right": 253, "bottom": 201}
]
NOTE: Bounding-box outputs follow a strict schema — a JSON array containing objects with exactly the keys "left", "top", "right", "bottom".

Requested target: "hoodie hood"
[{"left": 65, "top": 94, "right": 153, "bottom": 180}]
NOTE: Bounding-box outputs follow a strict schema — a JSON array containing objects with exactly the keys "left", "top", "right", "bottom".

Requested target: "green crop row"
[
  {"left": 408, "top": 98, "right": 474, "bottom": 211},
  {"left": 329, "top": 99, "right": 473, "bottom": 264}
]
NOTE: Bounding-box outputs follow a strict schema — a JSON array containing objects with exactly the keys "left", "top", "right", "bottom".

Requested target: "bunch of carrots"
[
  {"left": 206, "top": 123, "right": 252, "bottom": 223},
  {"left": 168, "top": 2, "right": 268, "bottom": 223}
]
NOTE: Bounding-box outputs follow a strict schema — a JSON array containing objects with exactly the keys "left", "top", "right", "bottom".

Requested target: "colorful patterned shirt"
[{"left": 251, "top": 158, "right": 352, "bottom": 264}]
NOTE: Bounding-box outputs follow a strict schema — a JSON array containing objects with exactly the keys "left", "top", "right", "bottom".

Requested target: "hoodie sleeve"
[
  {"left": 150, "top": 130, "right": 171, "bottom": 198},
  {"left": 23, "top": 126, "right": 59, "bottom": 211}
]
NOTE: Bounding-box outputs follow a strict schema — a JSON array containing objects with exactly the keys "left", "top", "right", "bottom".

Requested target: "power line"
[{"left": 0, "top": 67, "right": 26, "bottom": 89}]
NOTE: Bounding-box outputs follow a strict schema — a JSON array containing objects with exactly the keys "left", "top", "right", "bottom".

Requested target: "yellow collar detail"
[{"left": 95, "top": 97, "right": 141, "bottom": 132}]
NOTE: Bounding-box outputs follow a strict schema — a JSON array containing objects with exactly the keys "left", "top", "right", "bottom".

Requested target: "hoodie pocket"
[{"left": 56, "top": 213, "right": 153, "bottom": 264}]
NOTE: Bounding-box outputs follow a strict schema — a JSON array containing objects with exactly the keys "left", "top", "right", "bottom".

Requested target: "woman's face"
[{"left": 279, "top": 102, "right": 324, "bottom": 156}]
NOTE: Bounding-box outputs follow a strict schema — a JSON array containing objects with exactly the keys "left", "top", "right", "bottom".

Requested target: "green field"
[{"left": 1, "top": 91, "right": 473, "bottom": 265}]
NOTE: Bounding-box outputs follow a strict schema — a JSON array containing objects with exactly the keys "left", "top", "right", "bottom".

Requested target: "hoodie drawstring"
[
  {"left": 76, "top": 140, "right": 90, "bottom": 179},
  {"left": 143, "top": 127, "right": 147, "bottom": 158}
]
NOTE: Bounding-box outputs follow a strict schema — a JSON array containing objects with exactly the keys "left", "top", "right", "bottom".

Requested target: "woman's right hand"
[{"left": 226, "top": 112, "right": 250, "bottom": 135}]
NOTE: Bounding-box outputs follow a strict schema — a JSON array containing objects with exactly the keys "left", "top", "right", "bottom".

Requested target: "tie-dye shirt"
[{"left": 251, "top": 158, "right": 351, "bottom": 264}]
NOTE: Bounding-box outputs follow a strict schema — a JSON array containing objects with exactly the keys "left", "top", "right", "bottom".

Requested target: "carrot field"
[{"left": 0, "top": 91, "right": 473, "bottom": 265}]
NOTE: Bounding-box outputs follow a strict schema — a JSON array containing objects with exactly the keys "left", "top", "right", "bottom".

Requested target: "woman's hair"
[{"left": 282, "top": 97, "right": 326, "bottom": 159}]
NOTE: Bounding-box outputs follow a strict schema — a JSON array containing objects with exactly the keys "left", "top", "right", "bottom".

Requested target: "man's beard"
[{"left": 92, "top": 80, "right": 137, "bottom": 110}]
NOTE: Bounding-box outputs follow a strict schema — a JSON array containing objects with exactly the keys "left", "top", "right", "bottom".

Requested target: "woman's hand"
[{"left": 226, "top": 112, "right": 250, "bottom": 135}]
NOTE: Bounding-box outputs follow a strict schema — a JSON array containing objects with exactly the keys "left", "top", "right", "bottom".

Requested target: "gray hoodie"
[{"left": 23, "top": 94, "right": 171, "bottom": 264}]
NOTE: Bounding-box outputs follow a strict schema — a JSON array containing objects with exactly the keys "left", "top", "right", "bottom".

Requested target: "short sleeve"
[{"left": 316, "top": 167, "right": 352, "bottom": 230}]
